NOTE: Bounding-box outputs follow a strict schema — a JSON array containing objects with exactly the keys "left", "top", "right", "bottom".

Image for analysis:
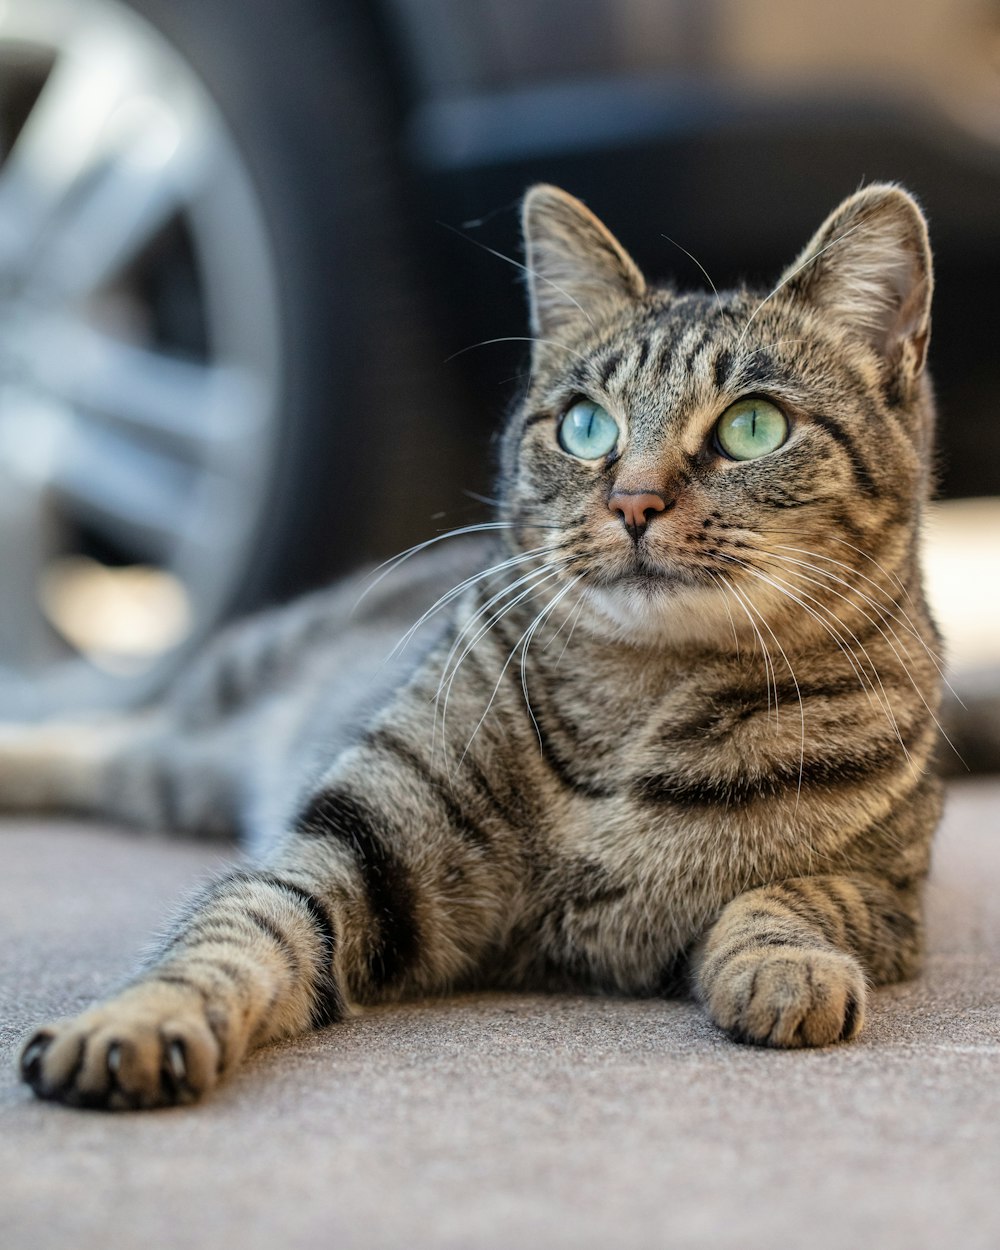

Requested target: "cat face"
[{"left": 501, "top": 185, "right": 935, "bottom": 649}]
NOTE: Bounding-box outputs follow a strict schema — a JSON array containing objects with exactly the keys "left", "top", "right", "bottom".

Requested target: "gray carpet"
[{"left": 2, "top": 778, "right": 999, "bottom": 1250}]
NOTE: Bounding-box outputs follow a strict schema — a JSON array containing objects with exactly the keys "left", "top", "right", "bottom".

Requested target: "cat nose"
[{"left": 608, "top": 490, "right": 669, "bottom": 538}]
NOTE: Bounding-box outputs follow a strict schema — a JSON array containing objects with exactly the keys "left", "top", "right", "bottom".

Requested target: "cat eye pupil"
[
  {"left": 558, "top": 399, "right": 619, "bottom": 460},
  {"left": 715, "top": 398, "right": 788, "bottom": 461}
]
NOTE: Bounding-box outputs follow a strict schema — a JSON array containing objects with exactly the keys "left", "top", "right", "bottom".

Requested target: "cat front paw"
[
  {"left": 705, "top": 946, "right": 866, "bottom": 1048},
  {"left": 19, "top": 982, "right": 221, "bottom": 1109}
]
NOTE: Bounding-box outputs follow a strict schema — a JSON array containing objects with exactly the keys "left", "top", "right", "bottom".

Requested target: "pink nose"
[{"left": 608, "top": 490, "right": 668, "bottom": 537}]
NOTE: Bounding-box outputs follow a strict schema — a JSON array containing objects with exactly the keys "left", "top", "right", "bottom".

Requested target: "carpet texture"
[{"left": 2, "top": 778, "right": 999, "bottom": 1249}]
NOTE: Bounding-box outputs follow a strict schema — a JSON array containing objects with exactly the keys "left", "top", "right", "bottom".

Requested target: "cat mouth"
[{"left": 605, "top": 556, "right": 701, "bottom": 592}]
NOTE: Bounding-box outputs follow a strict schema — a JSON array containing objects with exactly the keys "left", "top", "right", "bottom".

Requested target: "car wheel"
[{"left": 0, "top": 0, "right": 420, "bottom": 717}]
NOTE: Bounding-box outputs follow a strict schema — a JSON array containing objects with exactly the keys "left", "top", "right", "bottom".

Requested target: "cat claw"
[
  {"left": 165, "top": 1037, "right": 187, "bottom": 1083},
  {"left": 19, "top": 1032, "right": 54, "bottom": 1084},
  {"left": 106, "top": 1041, "right": 122, "bottom": 1074}
]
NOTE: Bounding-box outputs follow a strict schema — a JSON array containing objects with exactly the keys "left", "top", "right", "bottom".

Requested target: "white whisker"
[
  {"left": 723, "top": 556, "right": 913, "bottom": 764},
  {"left": 709, "top": 571, "right": 742, "bottom": 659},
  {"left": 463, "top": 575, "right": 583, "bottom": 766},
  {"left": 715, "top": 574, "right": 779, "bottom": 722},
  {"left": 440, "top": 221, "right": 596, "bottom": 327},
  {"left": 353, "top": 521, "right": 522, "bottom": 612},
  {"left": 660, "top": 233, "right": 724, "bottom": 320},
  {"left": 725, "top": 578, "right": 807, "bottom": 810},
  {"left": 735, "top": 223, "right": 863, "bottom": 352},
  {"left": 435, "top": 562, "right": 575, "bottom": 770},
  {"left": 550, "top": 589, "right": 588, "bottom": 667},
  {"left": 386, "top": 544, "right": 559, "bottom": 664},
  {"left": 755, "top": 554, "right": 963, "bottom": 764},
  {"left": 714, "top": 553, "right": 887, "bottom": 719},
  {"left": 435, "top": 560, "right": 570, "bottom": 706},
  {"left": 763, "top": 547, "right": 955, "bottom": 697},
  {"left": 826, "top": 536, "right": 913, "bottom": 603},
  {"left": 445, "top": 336, "right": 589, "bottom": 365}
]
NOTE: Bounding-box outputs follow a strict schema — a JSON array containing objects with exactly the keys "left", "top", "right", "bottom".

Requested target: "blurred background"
[{"left": 0, "top": 0, "right": 997, "bottom": 764}]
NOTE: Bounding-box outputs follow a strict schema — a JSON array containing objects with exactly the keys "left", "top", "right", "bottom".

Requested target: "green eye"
[
  {"left": 715, "top": 398, "right": 788, "bottom": 461},
  {"left": 558, "top": 400, "right": 619, "bottom": 460}
]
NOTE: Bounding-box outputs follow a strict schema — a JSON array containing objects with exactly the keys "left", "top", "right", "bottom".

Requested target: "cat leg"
[
  {"left": 692, "top": 874, "right": 923, "bottom": 1047},
  {"left": 0, "top": 717, "right": 137, "bottom": 814},
  {"left": 19, "top": 774, "right": 514, "bottom": 1108},
  {"left": 18, "top": 867, "right": 350, "bottom": 1108},
  {"left": 0, "top": 710, "right": 247, "bottom": 837}
]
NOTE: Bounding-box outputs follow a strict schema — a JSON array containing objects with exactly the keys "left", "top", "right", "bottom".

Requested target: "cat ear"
[
  {"left": 781, "top": 184, "right": 933, "bottom": 381},
  {"left": 522, "top": 185, "right": 646, "bottom": 343}
]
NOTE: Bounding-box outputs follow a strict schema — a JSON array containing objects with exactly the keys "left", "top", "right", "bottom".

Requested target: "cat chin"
[{"left": 582, "top": 581, "right": 735, "bottom": 650}]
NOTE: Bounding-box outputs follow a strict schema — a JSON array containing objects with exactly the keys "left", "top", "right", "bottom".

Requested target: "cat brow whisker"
[
  {"left": 462, "top": 489, "right": 503, "bottom": 507},
  {"left": 444, "top": 336, "right": 590, "bottom": 366},
  {"left": 734, "top": 222, "right": 864, "bottom": 352},
  {"left": 748, "top": 338, "right": 809, "bottom": 354},
  {"left": 439, "top": 220, "right": 596, "bottom": 328},
  {"left": 660, "top": 233, "right": 724, "bottom": 320}
]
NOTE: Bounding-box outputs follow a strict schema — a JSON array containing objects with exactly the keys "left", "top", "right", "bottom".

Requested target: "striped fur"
[{"left": 13, "top": 184, "right": 944, "bottom": 1108}]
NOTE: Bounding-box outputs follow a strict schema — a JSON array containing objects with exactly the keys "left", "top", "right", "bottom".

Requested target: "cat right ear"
[
  {"left": 522, "top": 185, "right": 646, "bottom": 345},
  {"left": 780, "top": 184, "right": 933, "bottom": 386}
]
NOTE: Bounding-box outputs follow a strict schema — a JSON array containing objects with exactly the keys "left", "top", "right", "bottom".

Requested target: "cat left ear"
[
  {"left": 522, "top": 185, "right": 647, "bottom": 344},
  {"left": 781, "top": 184, "right": 933, "bottom": 384}
]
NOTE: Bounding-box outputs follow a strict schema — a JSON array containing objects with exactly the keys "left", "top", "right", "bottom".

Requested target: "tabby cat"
[{"left": 11, "top": 183, "right": 943, "bottom": 1109}]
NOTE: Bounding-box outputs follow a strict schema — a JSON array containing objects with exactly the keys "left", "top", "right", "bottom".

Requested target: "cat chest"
[{"left": 529, "top": 669, "right": 916, "bottom": 863}]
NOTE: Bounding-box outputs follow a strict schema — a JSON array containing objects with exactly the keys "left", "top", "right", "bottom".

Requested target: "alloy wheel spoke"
[
  {"left": 27, "top": 89, "right": 213, "bottom": 299},
  {"left": 16, "top": 316, "right": 265, "bottom": 455},
  {"left": 0, "top": 22, "right": 145, "bottom": 268},
  {"left": 49, "top": 417, "right": 207, "bottom": 561}
]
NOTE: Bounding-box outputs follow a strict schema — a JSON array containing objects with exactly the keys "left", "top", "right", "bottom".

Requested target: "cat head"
[{"left": 499, "top": 183, "right": 935, "bottom": 650}]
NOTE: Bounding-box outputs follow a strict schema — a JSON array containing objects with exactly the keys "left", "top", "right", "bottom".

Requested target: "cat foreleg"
[
  {"left": 19, "top": 866, "right": 351, "bottom": 1108},
  {"left": 692, "top": 874, "right": 923, "bottom": 1047},
  {"left": 19, "top": 772, "right": 514, "bottom": 1108}
]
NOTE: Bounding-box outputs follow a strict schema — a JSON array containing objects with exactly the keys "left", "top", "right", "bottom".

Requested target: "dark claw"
[
  {"left": 106, "top": 1042, "right": 122, "bottom": 1076},
  {"left": 159, "top": 1035, "right": 188, "bottom": 1104},
  {"left": 839, "top": 994, "right": 859, "bottom": 1041},
  {"left": 20, "top": 1032, "right": 54, "bottom": 1087}
]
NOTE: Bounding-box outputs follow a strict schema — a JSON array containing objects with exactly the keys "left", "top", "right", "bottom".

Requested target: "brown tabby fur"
[{"left": 11, "top": 183, "right": 943, "bottom": 1108}]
